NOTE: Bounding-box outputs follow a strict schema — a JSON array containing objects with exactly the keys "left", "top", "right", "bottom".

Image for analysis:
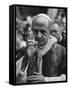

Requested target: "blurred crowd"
[{"left": 16, "top": 8, "right": 67, "bottom": 50}]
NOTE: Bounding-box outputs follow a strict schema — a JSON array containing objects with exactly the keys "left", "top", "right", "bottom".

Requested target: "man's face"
[
  {"left": 50, "top": 23, "right": 62, "bottom": 41},
  {"left": 32, "top": 16, "right": 50, "bottom": 48}
]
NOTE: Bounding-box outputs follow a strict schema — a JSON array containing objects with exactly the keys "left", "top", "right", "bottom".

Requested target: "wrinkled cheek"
[
  {"left": 54, "top": 33, "right": 62, "bottom": 41},
  {"left": 43, "top": 35, "right": 49, "bottom": 44},
  {"left": 44, "top": 39, "right": 48, "bottom": 45}
]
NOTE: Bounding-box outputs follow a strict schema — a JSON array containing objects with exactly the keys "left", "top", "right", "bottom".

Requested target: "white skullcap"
[
  {"left": 32, "top": 13, "right": 51, "bottom": 29},
  {"left": 33, "top": 13, "right": 51, "bottom": 23}
]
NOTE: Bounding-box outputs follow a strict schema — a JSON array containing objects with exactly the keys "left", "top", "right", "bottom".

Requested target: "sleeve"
[
  {"left": 61, "top": 46, "right": 66, "bottom": 74},
  {"left": 16, "top": 55, "right": 29, "bottom": 82},
  {"left": 16, "top": 56, "right": 24, "bottom": 80},
  {"left": 58, "top": 46, "right": 66, "bottom": 75}
]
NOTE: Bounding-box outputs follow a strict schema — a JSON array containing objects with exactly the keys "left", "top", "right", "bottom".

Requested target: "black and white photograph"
[{"left": 15, "top": 5, "right": 67, "bottom": 84}]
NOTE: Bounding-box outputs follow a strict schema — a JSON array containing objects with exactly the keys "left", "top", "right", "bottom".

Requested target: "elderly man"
[{"left": 16, "top": 14, "right": 66, "bottom": 83}]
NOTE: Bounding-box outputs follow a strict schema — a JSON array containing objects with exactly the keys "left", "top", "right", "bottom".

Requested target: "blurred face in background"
[
  {"left": 50, "top": 23, "right": 62, "bottom": 42},
  {"left": 62, "top": 17, "right": 66, "bottom": 29},
  {"left": 61, "top": 17, "right": 66, "bottom": 40},
  {"left": 32, "top": 14, "right": 50, "bottom": 48}
]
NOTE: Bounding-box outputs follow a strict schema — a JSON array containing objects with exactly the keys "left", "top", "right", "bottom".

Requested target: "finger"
[
  {"left": 27, "top": 75, "right": 40, "bottom": 79},
  {"left": 27, "top": 77, "right": 40, "bottom": 80},
  {"left": 32, "top": 80, "right": 44, "bottom": 83},
  {"left": 27, "top": 77, "right": 38, "bottom": 80},
  {"left": 31, "top": 80, "right": 41, "bottom": 83},
  {"left": 27, "top": 78, "right": 37, "bottom": 81},
  {"left": 27, "top": 77, "right": 42, "bottom": 81},
  {"left": 33, "top": 72, "right": 41, "bottom": 75}
]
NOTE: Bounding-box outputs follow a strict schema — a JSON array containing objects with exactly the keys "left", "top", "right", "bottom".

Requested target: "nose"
[
  {"left": 52, "top": 32, "right": 55, "bottom": 36},
  {"left": 38, "top": 31, "right": 42, "bottom": 38}
]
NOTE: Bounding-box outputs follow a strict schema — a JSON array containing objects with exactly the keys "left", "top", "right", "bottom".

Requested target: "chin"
[{"left": 38, "top": 42, "right": 47, "bottom": 49}]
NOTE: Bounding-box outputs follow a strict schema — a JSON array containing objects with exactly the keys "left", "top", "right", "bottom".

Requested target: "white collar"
[{"left": 36, "top": 35, "right": 57, "bottom": 57}]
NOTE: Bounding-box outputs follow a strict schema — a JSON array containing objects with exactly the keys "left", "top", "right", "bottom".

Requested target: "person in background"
[
  {"left": 61, "top": 17, "right": 66, "bottom": 47},
  {"left": 50, "top": 21, "right": 62, "bottom": 43}
]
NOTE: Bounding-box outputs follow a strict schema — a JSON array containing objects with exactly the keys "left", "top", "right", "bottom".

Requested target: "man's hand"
[
  {"left": 27, "top": 40, "right": 37, "bottom": 57},
  {"left": 26, "top": 72, "right": 45, "bottom": 83}
]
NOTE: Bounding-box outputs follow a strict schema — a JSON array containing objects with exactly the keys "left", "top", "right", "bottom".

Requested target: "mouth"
[
  {"left": 38, "top": 40, "right": 46, "bottom": 47},
  {"left": 35, "top": 37, "right": 47, "bottom": 48}
]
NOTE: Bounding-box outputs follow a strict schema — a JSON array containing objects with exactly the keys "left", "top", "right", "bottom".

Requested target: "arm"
[
  {"left": 16, "top": 57, "right": 28, "bottom": 83},
  {"left": 16, "top": 40, "right": 37, "bottom": 61}
]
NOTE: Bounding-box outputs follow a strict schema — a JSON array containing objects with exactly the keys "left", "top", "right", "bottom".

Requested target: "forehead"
[{"left": 32, "top": 16, "right": 50, "bottom": 30}]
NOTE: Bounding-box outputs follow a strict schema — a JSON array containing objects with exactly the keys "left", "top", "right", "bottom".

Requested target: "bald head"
[{"left": 50, "top": 23, "right": 60, "bottom": 32}]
